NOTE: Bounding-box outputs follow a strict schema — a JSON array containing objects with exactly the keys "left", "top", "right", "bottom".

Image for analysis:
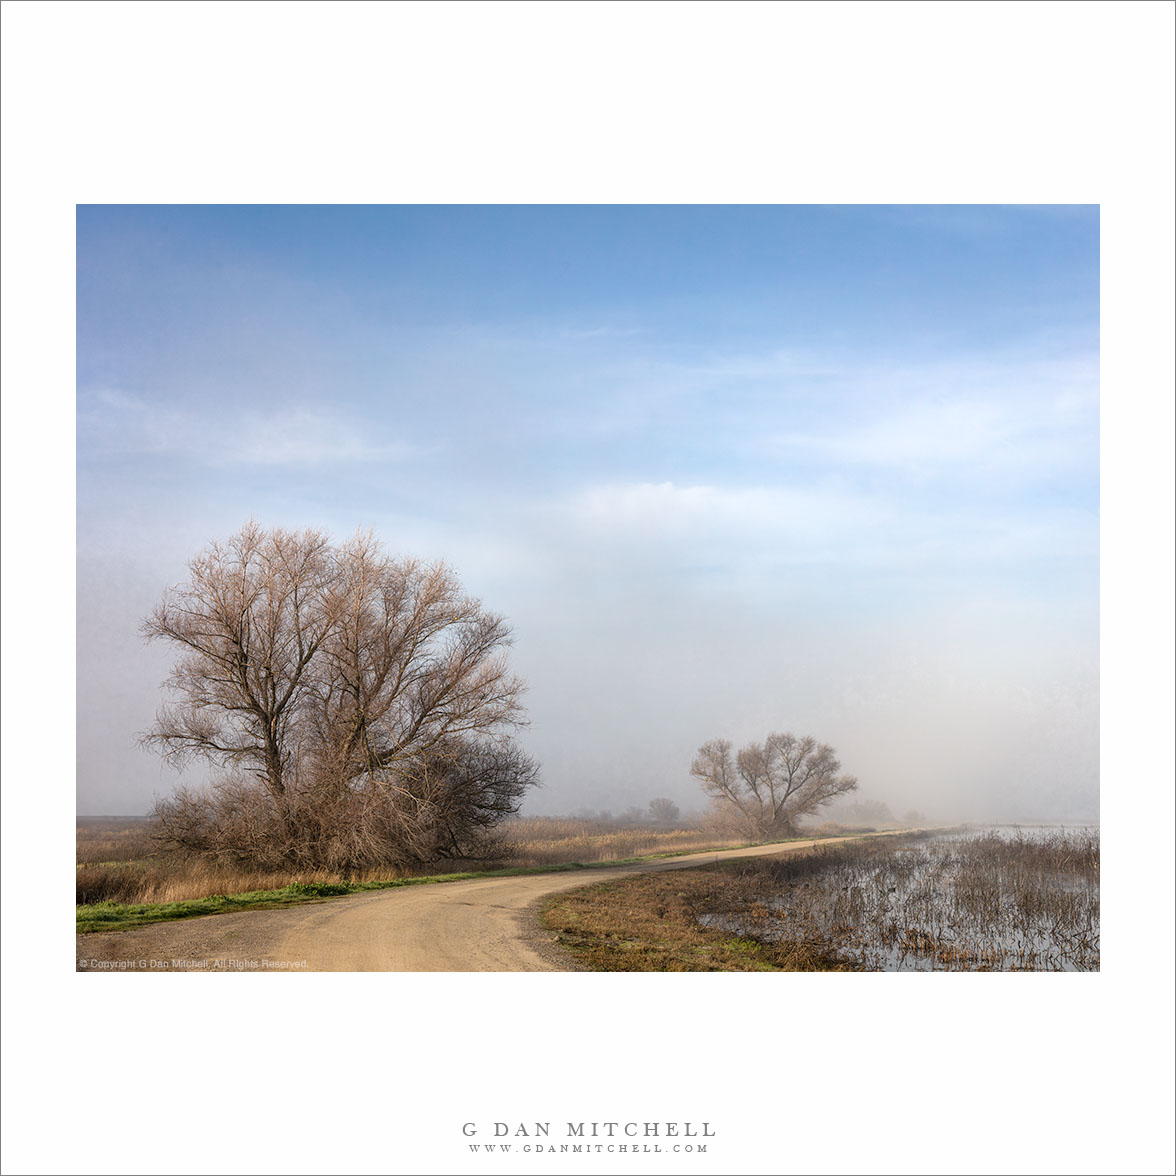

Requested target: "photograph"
[{"left": 73, "top": 203, "right": 1102, "bottom": 978}]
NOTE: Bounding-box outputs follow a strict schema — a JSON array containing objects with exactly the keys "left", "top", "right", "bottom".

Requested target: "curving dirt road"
[{"left": 76, "top": 833, "right": 904, "bottom": 972}]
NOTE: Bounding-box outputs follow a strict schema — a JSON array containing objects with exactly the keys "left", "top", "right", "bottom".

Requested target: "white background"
[{"left": 3, "top": 3, "right": 1174, "bottom": 1174}]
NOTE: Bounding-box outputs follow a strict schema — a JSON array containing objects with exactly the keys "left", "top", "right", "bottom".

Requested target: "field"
[
  {"left": 76, "top": 814, "right": 823, "bottom": 912},
  {"left": 540, "top": 827, "right": 1099, "bottom": 971}
]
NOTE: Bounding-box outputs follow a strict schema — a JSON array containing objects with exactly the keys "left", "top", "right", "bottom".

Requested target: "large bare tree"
[
  {"left": 143, "top": 522, "right": 537, "bottom": 868},
  {"left": 691, "top": 732, "right": 858, "bottom": 838}
]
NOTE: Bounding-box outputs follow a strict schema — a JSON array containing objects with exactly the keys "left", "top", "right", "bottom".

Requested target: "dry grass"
[
  {"left": 75, "top": 820, "right": 158, "bottom": 865},
  {"left": 77, "top": 818, "right": 447, "bottom": 905},
  {"left": 498, "top": 817, "right": 751, "bottom": 867},
  {"left": 76, "top": 815, "right": 776, "bottom": 906},
  {"left": 75, "top": 860, "right": 411, "bottom": 906}
]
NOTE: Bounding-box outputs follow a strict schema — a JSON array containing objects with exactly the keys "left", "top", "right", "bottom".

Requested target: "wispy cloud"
[
  {"left": 569, "top": 480, "right": 885, "bottom": 542},
  {"left": 78, "top": 390, "right": 421, "bottom": 467},
  {"left": 767, "top": 391, "right": 1096, "bottom": 479},
  {"left": 750, "top": 353, "right": 1099, "bottom": 486},
  {"left": 551, "top": 477, "right": 1095, "bottom": 582},
  {"left": 218, "top": 410, "right": 419, "bottom": 466}
]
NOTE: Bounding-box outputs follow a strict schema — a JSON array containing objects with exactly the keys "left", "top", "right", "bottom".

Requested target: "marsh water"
[{"left": 700, "top": 826, "right": 1100, "bottom": 972}]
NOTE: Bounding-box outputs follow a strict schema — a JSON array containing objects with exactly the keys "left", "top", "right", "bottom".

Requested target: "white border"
[{"left": 3, "top": 3, "right": 1173, "bottom": 1174}]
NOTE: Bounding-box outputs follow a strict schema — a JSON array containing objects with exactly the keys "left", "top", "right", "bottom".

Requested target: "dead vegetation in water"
[
  {"left": 542, "top": 829, "right": 1100, "bottom": 972},
  {"left": 705, "top": 829, "right": 1099, "bottom": 971}
]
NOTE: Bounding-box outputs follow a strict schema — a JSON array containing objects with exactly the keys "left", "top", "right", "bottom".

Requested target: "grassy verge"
[
  {"left": 76, "top": 865, "right": 584, "bottom": 933},
  {"left": 76, "top": 833, "right": 835, "bottom": 934},
  {"left": 539, "top": 866, "right": 854, "bottom": 971}
]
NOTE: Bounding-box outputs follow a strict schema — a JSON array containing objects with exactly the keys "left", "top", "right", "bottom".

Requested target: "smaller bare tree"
[
  {"left": 691, "top": 732, "right": 858, "bottom": 838},
  {"left": 648, "top": 797, "right": 680, "bottom": 823}
]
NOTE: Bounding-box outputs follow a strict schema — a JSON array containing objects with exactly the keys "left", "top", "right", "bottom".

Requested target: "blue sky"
[{"left": 77, "top": 205, "right": 1099, "bottom": 818}]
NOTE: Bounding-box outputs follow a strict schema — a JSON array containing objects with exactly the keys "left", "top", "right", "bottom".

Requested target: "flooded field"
[{"left": 701, "top": 827, "right": 1099, "bottom": 971}]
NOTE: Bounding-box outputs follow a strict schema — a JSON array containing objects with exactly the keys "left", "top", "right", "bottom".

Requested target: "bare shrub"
[{"left": 152, "top": 737, "right": 538, "bottom": 872}]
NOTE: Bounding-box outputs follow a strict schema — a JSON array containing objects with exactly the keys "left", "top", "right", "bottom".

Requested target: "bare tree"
[
  {"left": 304, "top": 531, "right": 525, "bottom": 796},
  {"left": 144, "top": 522, "right": 537, "bottom": 868},
  {"left": 648, "top": 797, "right": 680, "bottom": 823},
  {"left": 691, "top": 732, "right": 857, "bottom": 838}
]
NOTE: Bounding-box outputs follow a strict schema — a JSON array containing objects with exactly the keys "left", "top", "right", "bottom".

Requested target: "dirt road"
[{"left": 76, "top": 834, "right": 898, "bottom": 972}]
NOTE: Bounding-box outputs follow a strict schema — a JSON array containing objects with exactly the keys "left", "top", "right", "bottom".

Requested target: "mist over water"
[{"left": 503, "top": 573, "right": 1097, "bottom": 823}]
